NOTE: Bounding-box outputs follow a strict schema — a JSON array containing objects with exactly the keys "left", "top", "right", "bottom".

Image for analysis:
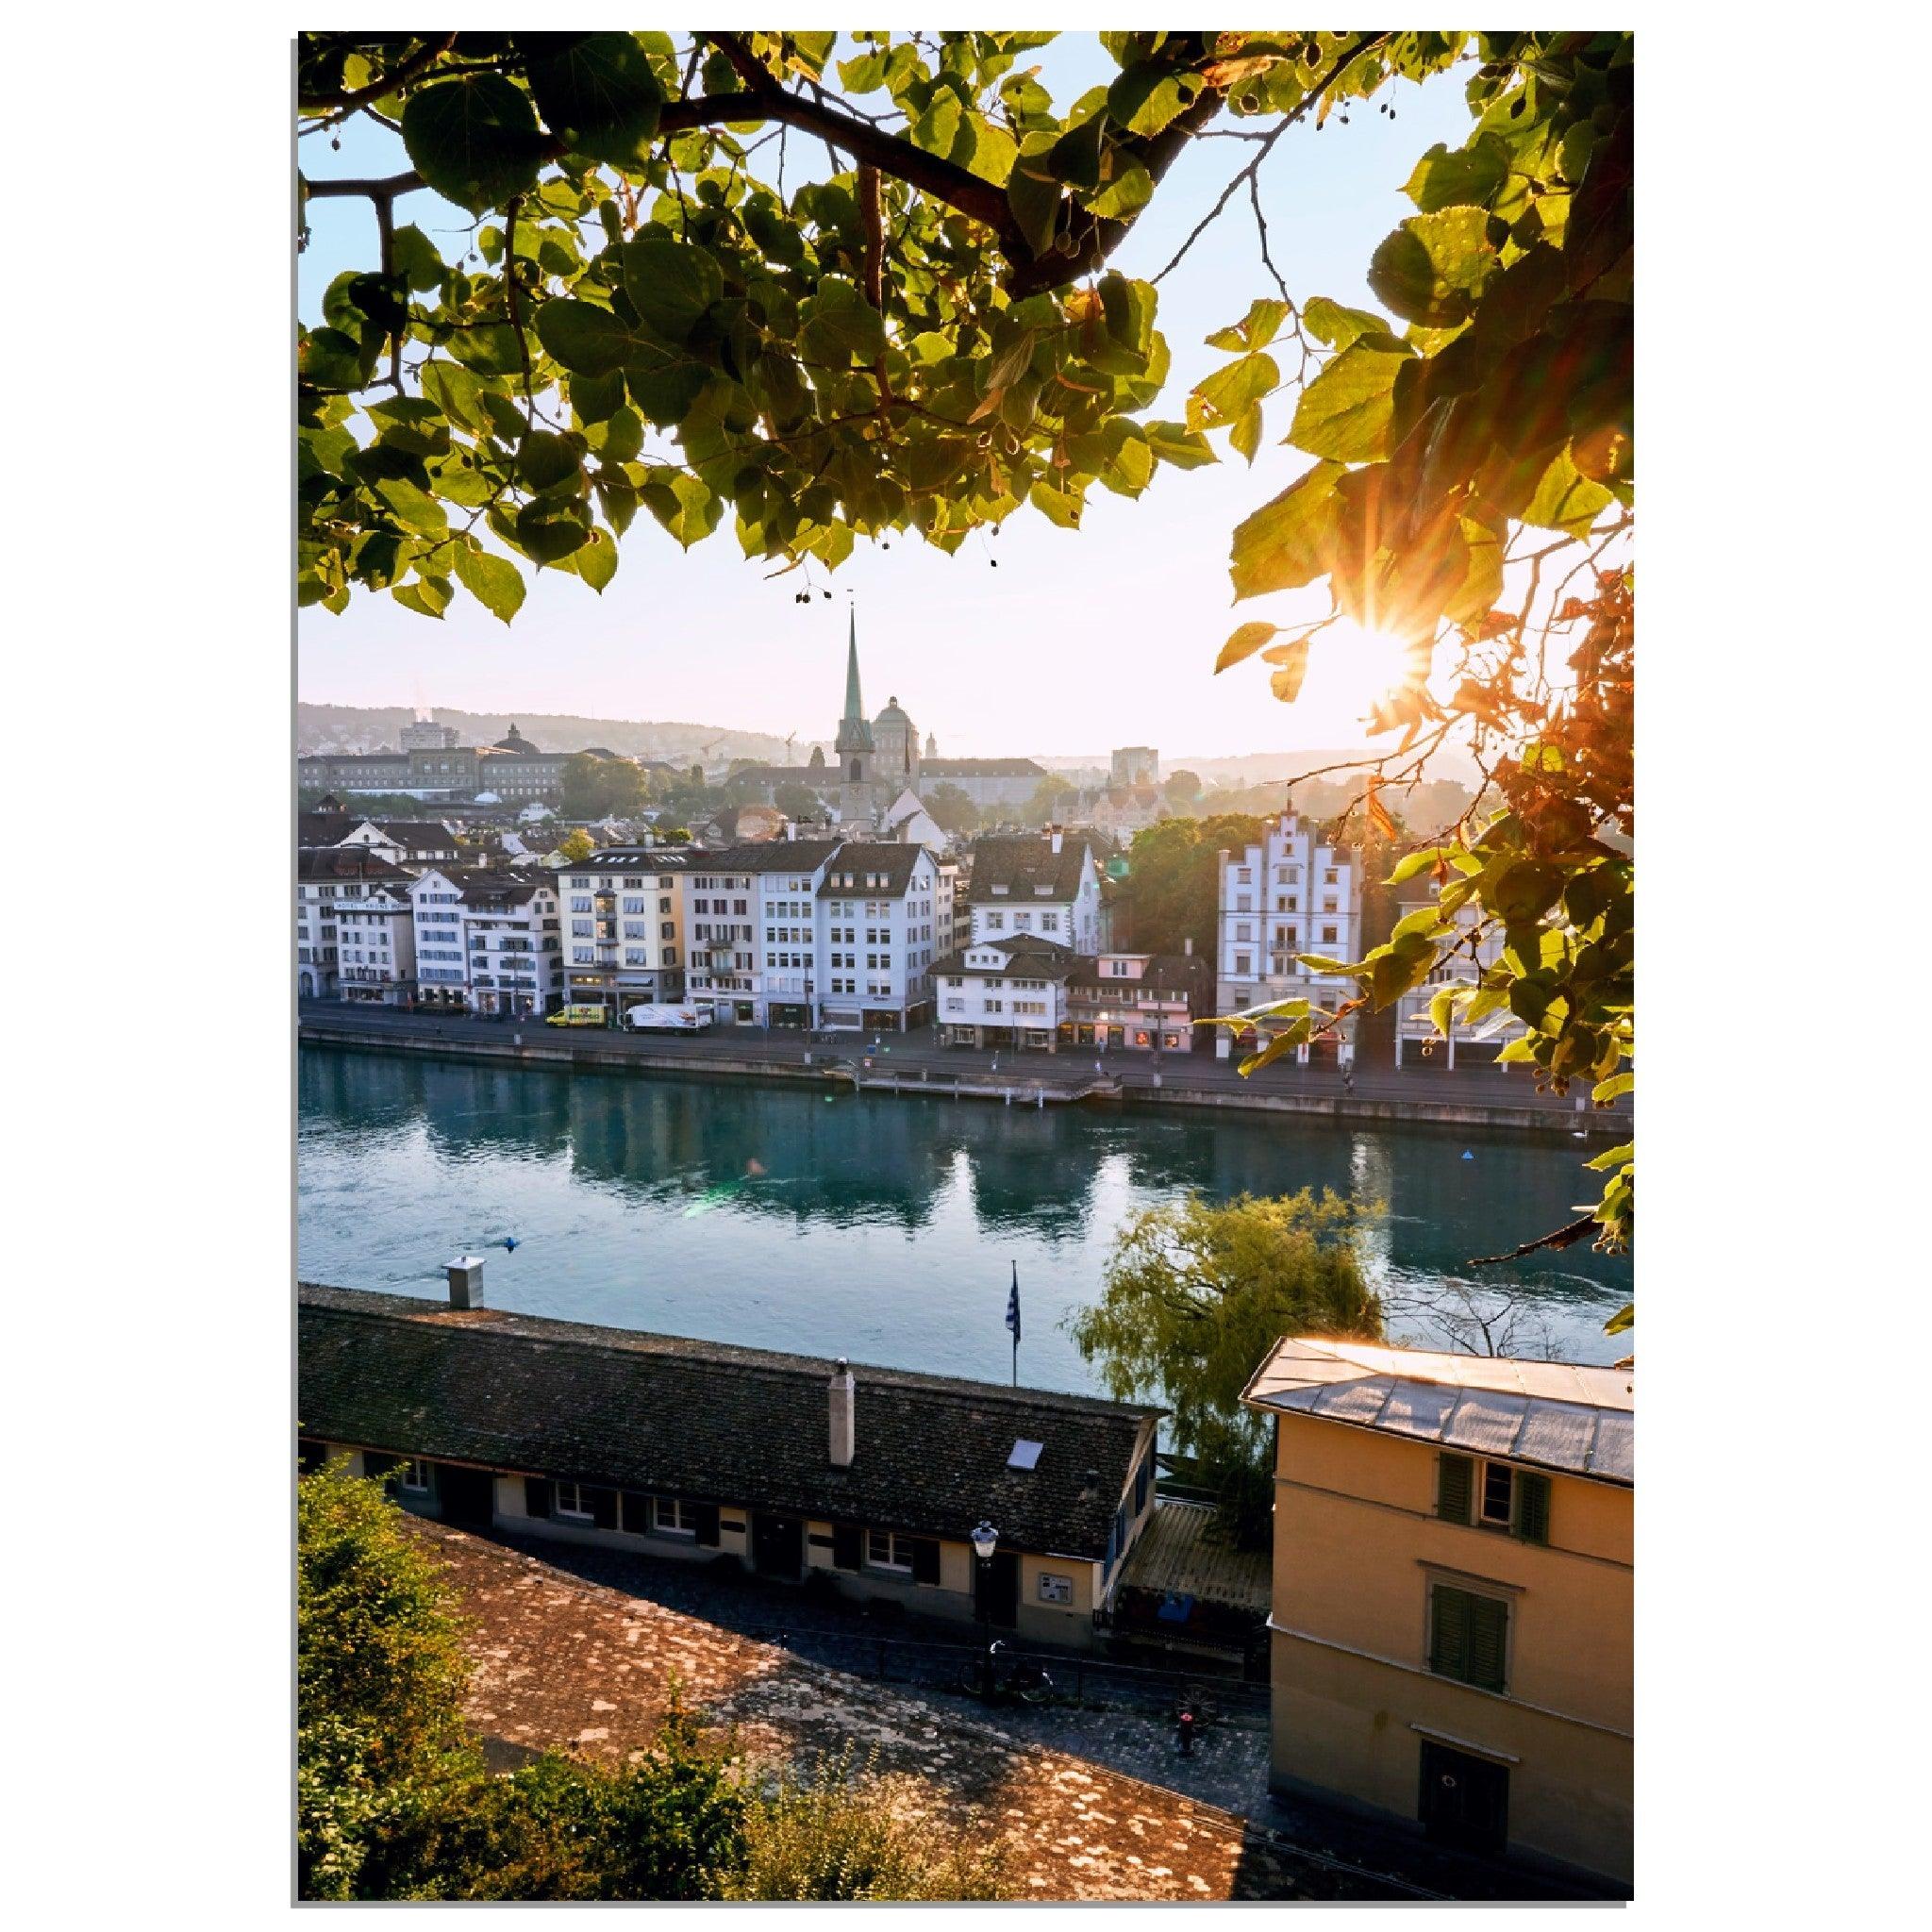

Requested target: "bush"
[{"left": 721, "top": 1746, "right": 1012, "bottom": 1902}]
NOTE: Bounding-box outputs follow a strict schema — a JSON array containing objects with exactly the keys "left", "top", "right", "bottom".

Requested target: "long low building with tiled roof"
[{"left": 299, "top": 1277, "right": 1160, "bottom": 1651}]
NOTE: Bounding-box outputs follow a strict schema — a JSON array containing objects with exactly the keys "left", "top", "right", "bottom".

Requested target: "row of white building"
[{"left": 300, "top": 820, "right": 1217, "bottom": 1047}]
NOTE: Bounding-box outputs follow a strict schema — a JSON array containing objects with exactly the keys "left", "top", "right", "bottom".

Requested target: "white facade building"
[
  {"left": 814, "top": 841, "right": 951, "bottom": 1031},
  {"left": 407, "top": 866, "right": 561, "bottom": 1016},
  {"left": 298, "top": 847, "right": 418, "bottom": 1002},
  {"left": 966, "top": 829, "right": 1102, "bottom": 955},
  {"left": 1214, "top": 805, "right": 1362, "bottom": 1062},
  {"left": 936, "top": 934, "right": 1077, "bottom": 1050},
  {"left": 558, "top": 848, "right": 693, "bottom": 1018}
]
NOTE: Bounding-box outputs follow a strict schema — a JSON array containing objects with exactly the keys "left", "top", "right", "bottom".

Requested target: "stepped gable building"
[{"left": 299, "top": 1279, "right": 1160, "bottom": 1651}]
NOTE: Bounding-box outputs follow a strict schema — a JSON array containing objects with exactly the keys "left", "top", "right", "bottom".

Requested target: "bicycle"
[{"left": 958, "top": 1639, "right": 1055, "bottom": 1707}]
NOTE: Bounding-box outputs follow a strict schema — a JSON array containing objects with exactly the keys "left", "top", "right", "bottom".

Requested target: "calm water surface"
[{"left": 298, "top": 1047, "right": 1632, "bottom": 1393}]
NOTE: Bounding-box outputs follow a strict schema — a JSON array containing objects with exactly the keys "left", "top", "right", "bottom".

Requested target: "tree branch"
[{"left": 299, "top": 34, "right": 458, "bottom": 120}]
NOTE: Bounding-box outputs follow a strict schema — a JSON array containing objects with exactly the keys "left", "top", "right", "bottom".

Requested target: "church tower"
[{"left": 832, "top": 612, "right": 874, "bottom": 785}]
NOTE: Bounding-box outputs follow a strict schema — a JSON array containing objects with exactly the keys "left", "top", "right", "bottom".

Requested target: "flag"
[{"left": 1005, "top": 1261, "right": 1022, "bottom": 1343}]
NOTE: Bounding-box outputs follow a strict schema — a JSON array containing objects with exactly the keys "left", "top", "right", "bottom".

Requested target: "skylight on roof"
[{"left": 1008, "top": 1439, "right": 1043, "bottom": 1471}]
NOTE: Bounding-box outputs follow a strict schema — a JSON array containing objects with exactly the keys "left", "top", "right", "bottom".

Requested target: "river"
[{"left": 298, "top": 1045, "right": 1632, "bottom": 1394}]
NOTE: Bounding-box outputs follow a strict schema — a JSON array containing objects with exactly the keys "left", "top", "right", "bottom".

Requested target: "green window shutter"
[
  {"left": 1516, "top": 1472, "right": 1551, "bottom": 1545},
  {"left": 620, "top": 1491, "right": 654, "bottom": 1535},
  {"left": 1436, "top": 1452, "right": 1474, "bottom": 1524},
  {"left": 831, "top": 1522, "right": 862, "bottom": 1573},
  {"left": 1469, "top": 1594, "right": 1509, "bottom": 1692},
  {"left": 524, "top": 1475, "right": 551, "bottom": 1519},
  {"left": 1429, "top": 1583, "right": 1470, "bottom": 1679},
  {"left": 587, "top": 1485, "right": 619, "bottom": 1531},
  {"left": 910, "top": 1538, "right": 941, "bottom": 1587},
  {"left": 692, "top": 1501, "right": 722, "bottom": 1548}
]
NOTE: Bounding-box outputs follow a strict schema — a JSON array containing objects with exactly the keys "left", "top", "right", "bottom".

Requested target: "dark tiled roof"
[
  {"left": 816, "top": 842, "right": 928, "bottom": 899},
  {"left": 298, "top": 1285, "right": 1158, "bottom": 1558},
  {"left": 297, "top": 811, "right": 361, "bottom": 846},
  {"left": 557, "top": 846, "right": 697, "bottom": 876},
  {"left": 296, "top": 846, "right": 413, "bottom": 883},
  {"left": 691, "top": 840, "right": 843, "bottom": 875},
  {"left": 1071, "top": 955, "right": 1213, "bottom": 1000},
  {"left": 372, "top": 820, "right": 459, "bottom": 850},
  {"left": 923, "top": 758, "right": 1046, "bottom": 779},
  {"left": 967, "top": 833, "right": 1097, "bottom": 904},
  {"left": 936, "top": 936, "right": 1079, "bottom": 981}
]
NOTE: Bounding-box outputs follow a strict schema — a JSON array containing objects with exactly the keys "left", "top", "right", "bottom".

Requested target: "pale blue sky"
[{"left": 298, "top": 39, "right": 1475, "bottom": 757}]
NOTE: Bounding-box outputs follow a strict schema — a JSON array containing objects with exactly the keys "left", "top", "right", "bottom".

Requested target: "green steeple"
[
  {"left": 843, "top": 609, "right": 863, "bottom": 719},
  {"left": 834, "top": 609, "right": 874, "bottom": 757}
]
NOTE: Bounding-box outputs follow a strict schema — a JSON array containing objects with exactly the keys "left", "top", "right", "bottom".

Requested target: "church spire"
[{"left": 842, "top": 608, "right": 864, "bottom": 722}]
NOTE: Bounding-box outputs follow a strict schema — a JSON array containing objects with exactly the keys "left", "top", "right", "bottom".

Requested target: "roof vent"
[{"left": 1008, "top": 1440, "right": 1043, "bottom": 1471}]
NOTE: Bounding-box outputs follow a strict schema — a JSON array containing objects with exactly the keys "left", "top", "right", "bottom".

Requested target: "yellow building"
[{"left": 1241, "top": 1337, "right": 1633, "bottom": 1890}]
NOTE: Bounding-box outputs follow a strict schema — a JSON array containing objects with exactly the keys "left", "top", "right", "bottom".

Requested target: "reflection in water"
[{"left": 299, "top": 1047, "right": 1633, "bottom": 1394}]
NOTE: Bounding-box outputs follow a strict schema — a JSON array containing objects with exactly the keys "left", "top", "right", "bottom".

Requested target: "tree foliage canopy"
[{"left": 1069, "top": 1191, "right": 1381, "bottom": 1543}]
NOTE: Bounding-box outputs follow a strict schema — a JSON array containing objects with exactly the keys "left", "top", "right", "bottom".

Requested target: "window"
[
  {"left": 866, "top": 1528, "right": 915, "bottom": 1573},
  {"left": 653, "top": 1496, "right": 697, "bottom": 1538},
  {"left": 1436, "top": 1452, "right": 1551, "bottom": 1544},
  {"left": 1428, "top": 1582, "right": 1509, "bottom": 1694},
  {"left": 554, "top": 1481, "right": 594, "bottom": 1523},
  {"left": 1481, "top": 1461, "right": 1515, "bottom": 1526},
  {"left": 398, "top": 1459, "right": 433, "bottom": 1496}
]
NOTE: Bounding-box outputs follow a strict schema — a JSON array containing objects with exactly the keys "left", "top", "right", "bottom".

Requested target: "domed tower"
[
  {"left": 873, "top": 694, "right": 919, "bottom": 782},
  {"left": 832, "top": 613, "right": 874, "bottom": 785},
  {"left": 493, "top": 722, "right": 539, "bottom": 755}
]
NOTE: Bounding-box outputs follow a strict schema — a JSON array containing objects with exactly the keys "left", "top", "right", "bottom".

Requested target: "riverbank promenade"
[{"left": 299, "top": 1001, "right": 1629, "bottom": 1140}]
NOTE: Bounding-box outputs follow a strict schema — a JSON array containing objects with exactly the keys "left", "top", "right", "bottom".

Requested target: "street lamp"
[{"left": 971, "top": 1519, "right": 1000, "bottom": 1697}]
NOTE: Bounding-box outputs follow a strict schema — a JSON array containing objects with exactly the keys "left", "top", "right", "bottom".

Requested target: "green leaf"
[
  {"left": 1107, "top": 63, "right": 1204, "bottom": 137},
  {"left": 1144, "top": 420, "right": 1216, "bottom": 470},
  {"left": 372, "top": 476, "right": 446, "bottom": 536},
  {"left": 1592, "top": 1072, "right": 1635, "bottom": 1105},
  {"left": 299, "top": 327, "right": 372, "bottom": 392},
  {"left": 1585, "top": 1140, "right": 1634, "bottom": 1173},
  {"left": 521, "top": 32, "right": 664, "bottom": 165},
  {"left": 911, "top": 89, "right": 963, "bottom": 159},
  {"left": 1229, "top": 400, "right": 1263, "bottom": 465},
  {"left": 641, "top": 472, "right": 720, "bottom": 548},
  {"left": 1290, "top": 339, "right": 1414, "bottom": 462},
  {"left": 1603, "top": 1302, "right": 1634, "bottom": 1337},
  {"left": 1239, "top": 1015, "right": 1313, "bottom": 1075},
  {"left": 1189, "top": 353, "right": 1276, "bottom": 430},
  {"left": 514, "top": 495, "right": 592, "bottom": 562},
  {"left": 1388, "top": 845, "right": 1481, "bottom": 884},
  {"left": 452, "top": 541, "right": 526, "bottom": 624},
  {"left": 622, "top": 236, "right": 724, "bottom": 342},
  {"left": 801, "top": 277, "right": 886, "bottom": 366},
  {"left": 1367, "top": 207, "right": 1496, "bottom": 327},
  {"left": 1267, "top": 640, "right": 1310, "bottom": 703},
  {"left": 390, "top": 224, "right": 447, "bottom": 292},
  {"left": 1403, "top": 134, "right": 1510, "bottom": 213},
  {"left": 1229, "top": 459, "right": 1344, "bottom": 601},
  {"left": 1206, "top": 298, "right": 1291, "bottom": 354},
  {"left": 1302, "top": 296, "right": 1392, "bottom": 349},
  {"left": 391, "top": 578, "right": 449, "bottom": 619},
  {"left": 1216, "top": 622, "right": 1276, "bottom": 674},
  {"left": 517, "top": 429, "right": 582, "bottom": 494},
  {"left": 1523, "top": 444, "right": 1615, "bottom": 537},
  {"left": 574, "top": 526, "right": 618, "bottom": 591},
  {"left": 1085, "top": 162, "right": 1154, "bottom": 221},
  {"left": 399, "top": 74, "right": 548, "bottom": 216},
  {"left": 1007, "top": 165, "right": 1061, "bottom": 259}
]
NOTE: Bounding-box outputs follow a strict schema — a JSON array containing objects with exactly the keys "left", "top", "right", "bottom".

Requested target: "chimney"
[
  {"left": 1184, "top": 936, "right": 1193, "bottom": 957},
  {"left": 445, "top": 1255, "right": 486, "bottom": 1309},
  {"left": 829, "top": 1357, "right": 855, "bottom": 1468},
  {"left": 1050, "top": 824, "right": 1064, "bottom": 855}
]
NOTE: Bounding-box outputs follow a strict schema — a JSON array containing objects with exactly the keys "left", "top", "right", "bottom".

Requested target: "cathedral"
[{"left": 727, "top": 615, "right": 925, "bottom": 828}]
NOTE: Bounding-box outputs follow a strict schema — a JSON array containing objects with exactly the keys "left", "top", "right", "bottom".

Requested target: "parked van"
[{"left": 545, "top": 1004, "right": 608, "bottom": 1028}]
